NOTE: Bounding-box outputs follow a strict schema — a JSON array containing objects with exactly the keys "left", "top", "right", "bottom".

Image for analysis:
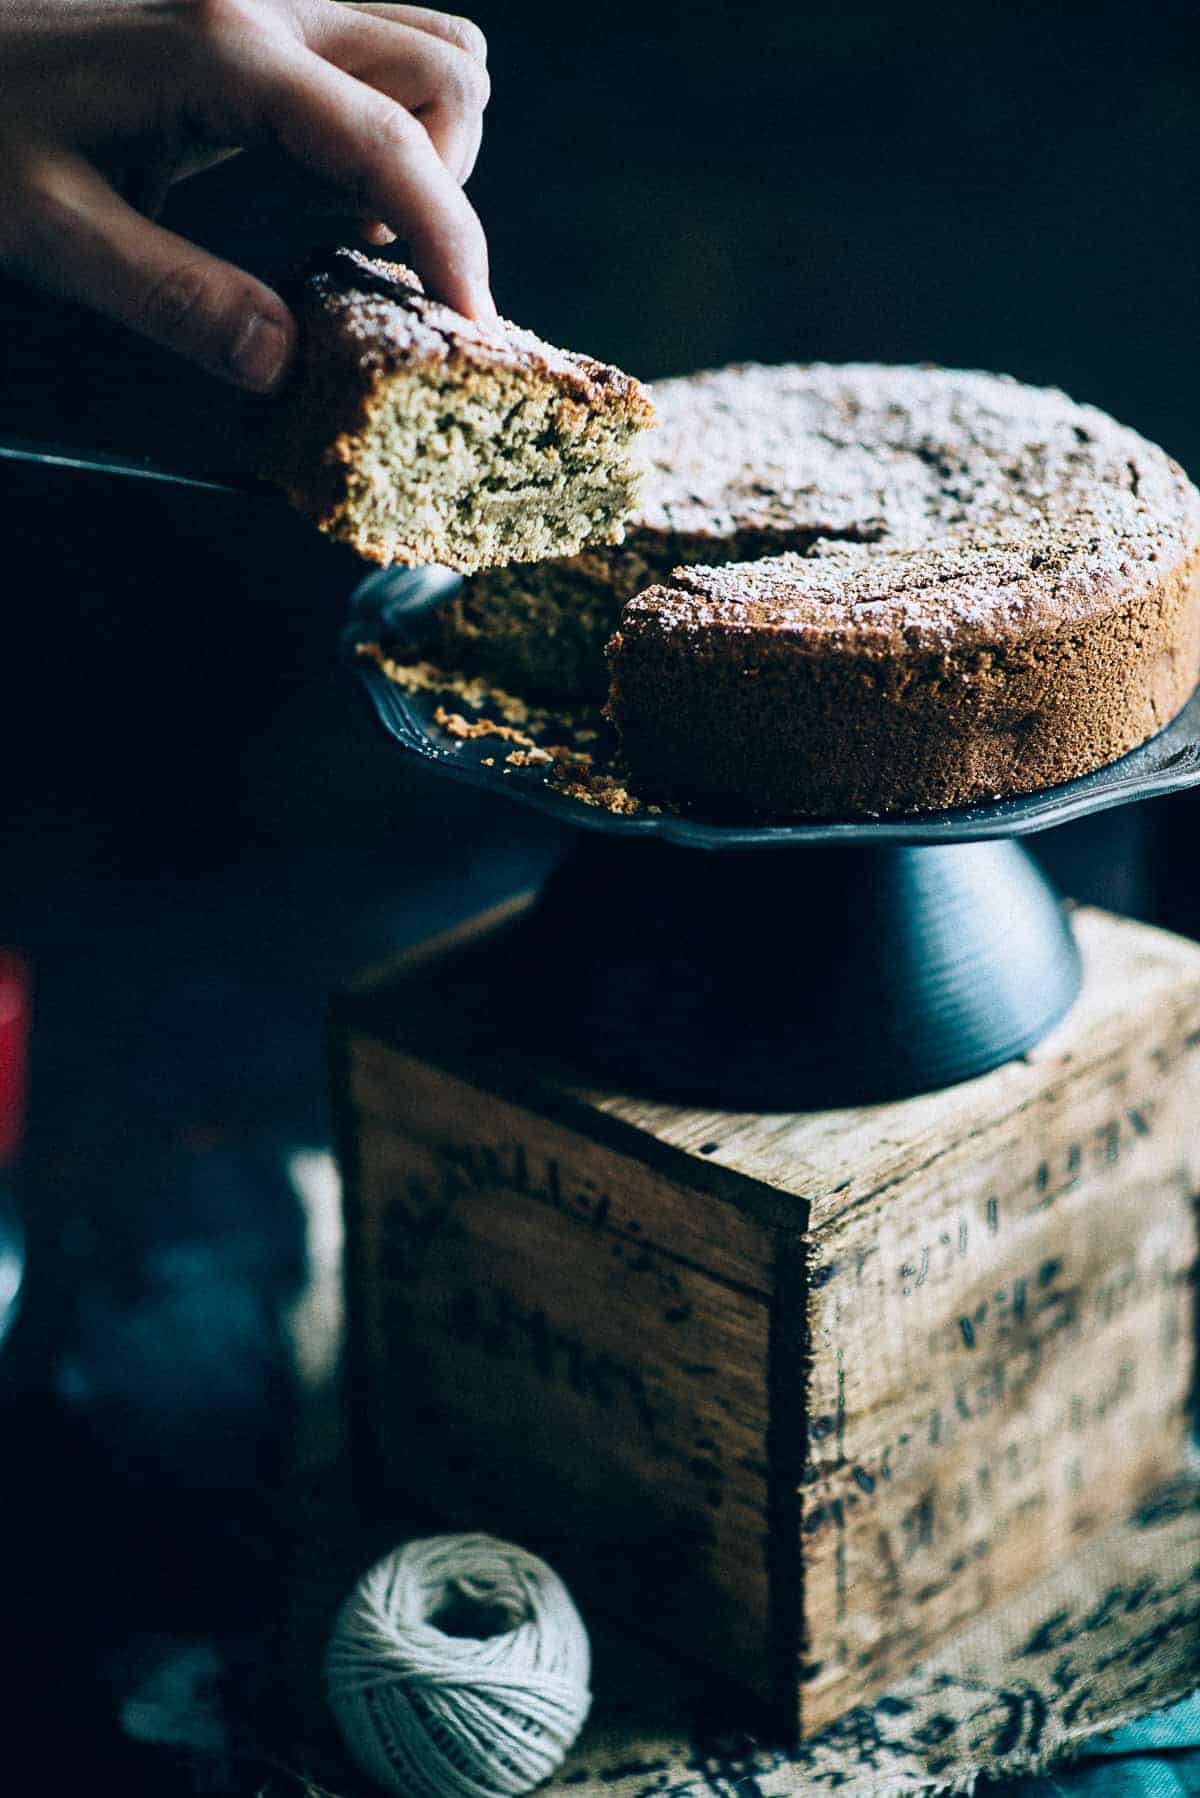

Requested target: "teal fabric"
[
  {"left": 990, "top": 1698, "right": 1200, "bottom": 1796},
  {"left": 1091, "top": 1701, "right": 1200, "bottom": 1757}
]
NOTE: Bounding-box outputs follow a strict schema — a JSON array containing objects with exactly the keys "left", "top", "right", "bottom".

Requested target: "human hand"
[{"left": 0, "top": 0, "right": 493, "bottom": 392}]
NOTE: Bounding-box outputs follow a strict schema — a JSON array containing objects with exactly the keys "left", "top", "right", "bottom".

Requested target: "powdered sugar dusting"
[{"left": 617, "top": 363, "right": 1200, "bottom": 649}]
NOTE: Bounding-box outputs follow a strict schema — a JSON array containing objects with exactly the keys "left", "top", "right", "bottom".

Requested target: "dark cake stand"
[{"left": 345, "top": 566, "right": 1200, "bottom": 1109}]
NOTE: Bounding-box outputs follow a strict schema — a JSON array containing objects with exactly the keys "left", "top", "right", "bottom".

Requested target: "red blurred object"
[{"left": 0, "top": 953, "right": 30, "bottom": 1168}]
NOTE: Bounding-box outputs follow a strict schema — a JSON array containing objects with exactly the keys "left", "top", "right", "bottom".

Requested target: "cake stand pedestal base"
[{"left": 533, "top": 835, "right": 1082, "bottom": 1107}]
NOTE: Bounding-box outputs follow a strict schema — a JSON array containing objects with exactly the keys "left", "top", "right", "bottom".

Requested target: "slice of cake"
[{"left": 264, "top": 249, "right": 655, "bottom": 570}]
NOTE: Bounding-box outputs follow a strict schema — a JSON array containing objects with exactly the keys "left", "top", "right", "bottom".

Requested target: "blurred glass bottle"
[{"left": 0, "top": 953, "right": 29, "bottom": 1349}]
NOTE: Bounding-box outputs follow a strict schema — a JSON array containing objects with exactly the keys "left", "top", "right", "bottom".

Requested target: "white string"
[{"left": 326, "top": 1534, "right": 592, "bottom": 1797}]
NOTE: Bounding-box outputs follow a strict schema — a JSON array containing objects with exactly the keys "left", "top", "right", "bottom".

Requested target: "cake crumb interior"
[{"left": 337, "top": 365, "right": 645, "bottom": 573}]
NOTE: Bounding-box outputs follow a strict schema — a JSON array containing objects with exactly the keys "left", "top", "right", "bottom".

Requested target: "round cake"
[{"left": 440, "top": 363, "right": 1200, "bottom": 817}]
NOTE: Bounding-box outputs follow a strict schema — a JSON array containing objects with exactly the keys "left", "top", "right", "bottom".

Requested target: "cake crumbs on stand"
[
  {"left": 432, "top": 707, "right": 537, "bottom": 748},
  {"left": 355, "top": 640, "right": 660, "bottom": 816}
]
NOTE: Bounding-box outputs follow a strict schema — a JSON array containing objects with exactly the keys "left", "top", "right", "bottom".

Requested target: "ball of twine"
[{"left": 326, "top": 1533, "right": 592, "bottom": 1798}]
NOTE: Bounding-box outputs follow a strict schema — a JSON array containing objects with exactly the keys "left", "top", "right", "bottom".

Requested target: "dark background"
[{"left": 2, "top": 0, "right": 1198, "bottom": 1789}]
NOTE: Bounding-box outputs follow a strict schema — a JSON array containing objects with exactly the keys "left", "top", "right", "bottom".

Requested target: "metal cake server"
[{"left": 0, "top": 431, "right": 272, "bottom": 499}]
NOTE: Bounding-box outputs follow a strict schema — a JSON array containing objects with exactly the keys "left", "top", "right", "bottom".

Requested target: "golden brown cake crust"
[{"left": 605, "top": 363, "right": 1200, "bottom": 817}]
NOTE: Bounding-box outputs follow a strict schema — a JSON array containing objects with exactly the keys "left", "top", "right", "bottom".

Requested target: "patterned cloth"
[{"left": 999, "top": 1697, "right": 1200, "bottom": 1796}]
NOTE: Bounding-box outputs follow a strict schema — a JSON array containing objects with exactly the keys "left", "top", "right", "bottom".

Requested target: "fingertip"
[
  {"left": 471, "top": 284, "right": 498, "bottom": 325},
  {"left": 414, "top": 256, "right": 495, "bottom": 324},
  {"left": 438, "top": 277, "right": 496, "bottom": 323}
]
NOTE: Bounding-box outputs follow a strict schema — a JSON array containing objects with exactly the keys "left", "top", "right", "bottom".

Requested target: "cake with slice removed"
[
  {"left": 434, "top": 362, "right": 1200, "bottom": 817},
  {"left": 264, "top": 249, "right": 655, "bottom": 570}
]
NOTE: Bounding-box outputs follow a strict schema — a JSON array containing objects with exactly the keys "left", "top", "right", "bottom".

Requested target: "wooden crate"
[{"left": 330, "top": 900, "right": 1200, "bottom": 1739}]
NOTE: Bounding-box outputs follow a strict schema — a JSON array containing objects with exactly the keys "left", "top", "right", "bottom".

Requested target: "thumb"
[{"left": 6, "top": 152, "right": 295, "bottom": 392}]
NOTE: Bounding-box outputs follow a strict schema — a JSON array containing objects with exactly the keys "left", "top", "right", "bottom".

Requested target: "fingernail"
[{"left": 229, "top": 314, "right": 291, "bottom": 392}]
